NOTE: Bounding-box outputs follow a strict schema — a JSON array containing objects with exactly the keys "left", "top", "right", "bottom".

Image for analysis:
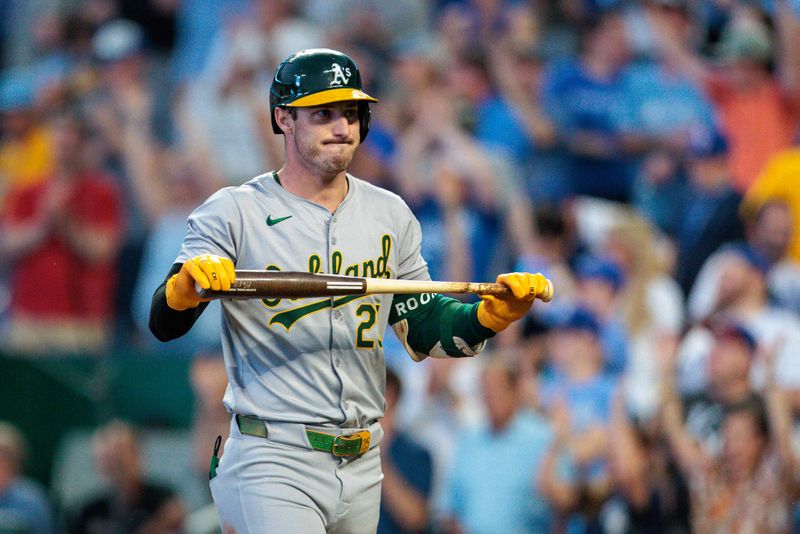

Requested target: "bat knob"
[{"left": 541, "top": 279, "right": 554, "bottom": 303}]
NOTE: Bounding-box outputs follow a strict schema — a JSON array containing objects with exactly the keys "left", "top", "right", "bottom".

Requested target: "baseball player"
[{"left": 149, "top": 48, "right": 551, "bottom": 533}]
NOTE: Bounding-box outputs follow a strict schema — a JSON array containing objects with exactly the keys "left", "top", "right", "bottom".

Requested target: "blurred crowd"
[{"left": 2, "top": 0, "right": 800, "bottom": 532}]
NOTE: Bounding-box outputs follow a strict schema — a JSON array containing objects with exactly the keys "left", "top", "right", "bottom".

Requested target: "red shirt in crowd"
[
  {"left": 706, "top": 76, "right": 797, "bottom": 193},
  {"left": 4, "top": 172, "right": 123, "bottom": 321}
]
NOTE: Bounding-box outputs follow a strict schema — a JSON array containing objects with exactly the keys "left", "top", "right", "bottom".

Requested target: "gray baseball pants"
[{"left": 210, "top": 417, "right": 383, "bottom": 533}]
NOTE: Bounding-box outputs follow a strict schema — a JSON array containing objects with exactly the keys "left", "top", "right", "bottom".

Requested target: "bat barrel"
[
  {"left": 197, "top": 271, "right": 367, "bottom": 299},
  {"left": 196, "top": 271, "right": 551, "bottom": 302}
]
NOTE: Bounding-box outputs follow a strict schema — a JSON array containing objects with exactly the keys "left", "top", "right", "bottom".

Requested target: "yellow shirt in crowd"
[
  {"left": 0, "top": 126, "right": 54, "bottom": 192},
  {"left": 745, "top": 148, "right": 800, "bottom": 262}
]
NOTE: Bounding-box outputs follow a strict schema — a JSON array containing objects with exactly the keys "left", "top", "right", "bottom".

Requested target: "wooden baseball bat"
[{"left": 196, "top": 271, "right": 554, "bottom": 302}]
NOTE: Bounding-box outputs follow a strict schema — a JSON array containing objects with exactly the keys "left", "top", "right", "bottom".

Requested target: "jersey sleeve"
[
  {"left": 176, "top": 188, "right": 242, "bottom": 263},
  {"left": 150, "top": 188, "right": 240, "bottom": 342},
  {"left": 395, "top": 202, "right": 429, "bottom": 282}
]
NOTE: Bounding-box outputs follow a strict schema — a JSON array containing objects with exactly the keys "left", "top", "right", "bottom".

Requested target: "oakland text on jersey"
[
  {"left": 260, "top": 234, "right": 393, "bottom": 330},
  {"left": 312, "top": 234, "right": 392, "bottom": 279}
]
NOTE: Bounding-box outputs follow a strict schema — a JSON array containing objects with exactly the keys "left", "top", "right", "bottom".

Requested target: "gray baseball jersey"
[{"left": 176, "top": 171, "right": 429, "bottom": 428}]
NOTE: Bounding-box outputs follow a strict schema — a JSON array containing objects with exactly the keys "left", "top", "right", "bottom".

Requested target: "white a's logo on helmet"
[{"left": 329, "top": 63, "right": 352, "bottom": 86}]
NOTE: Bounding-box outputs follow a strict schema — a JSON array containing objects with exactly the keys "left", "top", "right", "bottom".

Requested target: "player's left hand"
[{"left": 477, "top": 272, "right": 552, "bottom": 332}]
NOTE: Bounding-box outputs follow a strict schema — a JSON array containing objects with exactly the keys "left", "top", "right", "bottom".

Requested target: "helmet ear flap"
[{"left": 359, "top": 103, "right": 371, "bottom": 142}]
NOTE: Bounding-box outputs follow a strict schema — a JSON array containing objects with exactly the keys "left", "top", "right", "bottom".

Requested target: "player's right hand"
[{"left": 166, "top": 254, "right": 235, "bottom": 311}]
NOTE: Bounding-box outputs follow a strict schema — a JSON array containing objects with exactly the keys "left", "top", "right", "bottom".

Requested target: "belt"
[{"left": 235, "top": 414, "right": 372, "bottom": 457}]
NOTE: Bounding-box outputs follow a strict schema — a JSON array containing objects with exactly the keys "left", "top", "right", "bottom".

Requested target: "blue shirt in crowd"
[
  {"left": 539, "top": 372, "right": 618, "bottom": 482},
  {"left": 377, "top": 432, "right": 434, "bottom": 534},
  {"left": 410, "top": 196, "right": 502, "bottom": 284},
  {"left": 474, "top": 94, "right": 533, "bottom": 167},
  {"left": 0, "top": 478, "right": 57, "bottom": 534},
  {"left": 623, "top": 61, "right": 715, "bottom": 139},
  {"left": 442, "top": 410, "right": 553, "bottom": 534},
  {"left": 540, "top": 58, "right": 638, "bottom": 201}
]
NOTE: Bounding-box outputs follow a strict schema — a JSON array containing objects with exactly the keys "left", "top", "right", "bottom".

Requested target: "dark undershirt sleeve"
[{"left": 148, "top": 263, "right": 211, "bottom": 341}]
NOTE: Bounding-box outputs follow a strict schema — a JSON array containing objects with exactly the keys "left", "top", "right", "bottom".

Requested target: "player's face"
[{"left": 291, "top": 102, "right": 360, "bottom": 177}]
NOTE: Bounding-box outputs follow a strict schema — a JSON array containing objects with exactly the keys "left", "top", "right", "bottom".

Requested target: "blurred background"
[{"left": 2, "top": 0, "right": 800, "bottom": 532}]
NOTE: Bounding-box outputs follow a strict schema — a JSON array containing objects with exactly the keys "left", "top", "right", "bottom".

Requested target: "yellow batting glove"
[
  {"left": 477, "top": 272, "right": 553, "bottom": 332},
  {"left": 166, "top": 254, "right": 236, "bottom": 311}
]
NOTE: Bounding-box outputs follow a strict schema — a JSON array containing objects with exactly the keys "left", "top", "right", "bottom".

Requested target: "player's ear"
[{"left": 275, "top": 107, "right": 294, "bottom": 135}]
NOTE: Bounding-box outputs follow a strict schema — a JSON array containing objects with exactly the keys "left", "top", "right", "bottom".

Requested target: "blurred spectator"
[
  {"left": 181, "top": 0, "right": 325, "bottom": 186},
  {"left": 605, "top": 211, "right": 684, "bottom": 419},
  {"left": 121, "top": 82, "right": 222, "bottom": 353},
  {"left": 85, "top": 18, "right": 180, "bottom": 344},
  {"left": 607, "top": 391, "right": 691, "bottom": 533},
  {"left": 0, "top": 70, "right": 54, "bottom": 196},
  {"left": 378, "top": 367, "right": 433, "bottom": 534},
  {"left": 88, "top": 18, "right": 166, "bottom": 144},
  {"left": 683, "top": 320, "right": 764, "bottom": 458},
  {"left": 27, "top": 11, "right": 75, "bottom": 100},
  {"left": 439, "top": 47, "right": 539, "bottom": 269},
  {"left": 540, "top": 8, "right": 643, "bottom": 202},
  {"left": 690, "top": 200, "right": 800, "bottom": 319},
  {"left": 305, "top": 0, "right": 427, "bottom": 54},
  {"left": 394, "top": 89, "right": 505, "bottom": 283},
  {"left": 661, "top": 335, "right": 798, "bottom": 533},
  {"left": 4, "top": 1, "right": 112, "bottom": 70},
  {"left": 0, "top": 421, "right": 57, "bottom": 534},
  {"left": 574, "top": 254, "right": 629, "bottom": 375},
  {"left": 515, "top": 205, "right": 581, "bottom": 305},
  {"left": 435, "top": 3, "right": 481, "bottom": 61},
  {"left": 69, "top": 420, "right": 186, "bottom": 534},
  {"left": 673, "top": 126, "right": 744, "bottom": 295},
  {"left": 629, "top": 1, "right": 718, "bottom": 236},
  {"left": 400, "top": 357, "right": 483, "bottom": 523},
  {"left": 538, "top": 307, "right": 618, "bottom": 531},
  {"left": 0, "top": 109, "right": 122, "bottom": 354},
  {"left": 440, "top": 356, "right": 553, "bottom": 534},
  {"left": 744, "top": 147, "right": 800, "bottom": 264},
  {"left": 180, "top": 24, "right": 274, "bottom": 186},
  {"left": 438, "top": 47, "right": 552, "bottom": 264},
  {"left": 171, "top": 0, "right": 251, "bottom": 85},
  {"left": 650, "top": 4, "right": 800, "bottom": 193},
  {"left": 119, "top": 0, "right": 178, "bottom": 57},
  {"left": 516, "top": 317, "right": 553, "bottom": 410},
  {"left": 189, "top": 352, "right": 229, "bottom": 481},
  {"left": 489, "top": 41, "right": 565, "bottom": 206},
  {"left": 561, "top": 0, "right": 628, "bottom": 23},
  {"left": 347, "top": 122, "right": 398, "bottom": 190},
  {"left": 382, "top": 32, "right": 445, "bottom": 129},
  {"left": 446, "top": 48, "right": 533, "bottom": 169},
  {"left": 677, "top": 244, "right": 800, "bottom": 404},
  {"left": 741, "top": 199, "right": 793, "bottom": 265}
]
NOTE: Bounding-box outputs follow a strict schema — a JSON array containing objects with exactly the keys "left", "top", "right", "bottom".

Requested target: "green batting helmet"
[{"left": 269, "top": 48, "right": 378, "bottom": 141}]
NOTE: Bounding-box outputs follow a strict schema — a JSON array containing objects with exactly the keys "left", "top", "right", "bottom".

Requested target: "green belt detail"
[
  {"left": 235, "top": 414, "right": 370, "bottom": 457},
  {"left": 236, "top": 414, "right": 268, "bottom": 438},
  {"left": 306, "top": 429, "right": 371, "bottom": 457}
]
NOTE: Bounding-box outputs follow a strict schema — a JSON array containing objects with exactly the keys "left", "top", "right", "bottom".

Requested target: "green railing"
[{"left": 1, "top": 350, "right": 195, "bottom": 486}]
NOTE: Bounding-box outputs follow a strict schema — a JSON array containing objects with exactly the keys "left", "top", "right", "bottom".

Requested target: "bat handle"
[
  {"left": 480, "top": 283, "right": 512, "bottom": 297},
  {"left": 478, "top": 279, "right": 554, "bottom": 302}
]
